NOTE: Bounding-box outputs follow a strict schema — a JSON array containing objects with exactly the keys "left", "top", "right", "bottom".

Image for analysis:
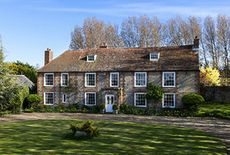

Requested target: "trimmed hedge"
[{"left": 182, "top": 93, "right": 205, "bottom": 111}]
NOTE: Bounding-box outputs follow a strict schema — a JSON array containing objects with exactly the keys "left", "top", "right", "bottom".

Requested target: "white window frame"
[
  {"left": 134, "top": 72, "right": 147, "bottom": 87},
  {"left": 149, "top": 52, "right": 160, "bottom": 61},
  {"left": 85, "top": 92, "right": 96, "bottom": 106},
  {"left": 162, "top": 72, "right": 176, "bottom": 87},
  {"left": 134, "top": 93, "right": 147, "bottom": 108},
  {"left": 62, "top": 93, "right": 67, "bottom": 103},
  {"left": 85, "top": 73, "right": 96, "bottom": 87},
  {"left": 61, "top": 73, "right": 69, "bottom": 87},
  {"left": 44, "top": 73, "right": 54, "bottom": 86},
  {"left": 87, "top": 55, "right": 97, "bottom": 62},
  {"left": 44, "top": 92, "right": 54, "bottom": 105},
  {"left": 162, "top": 93, "right": 176, "bottom": 108},
  {"left": 110, "top": 72, "right": 119, "bottom": 87}
]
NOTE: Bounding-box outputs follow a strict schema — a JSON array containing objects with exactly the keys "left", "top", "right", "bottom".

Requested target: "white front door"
[{"left": 105, "top": 95, "right": 114, "bottom": 112}]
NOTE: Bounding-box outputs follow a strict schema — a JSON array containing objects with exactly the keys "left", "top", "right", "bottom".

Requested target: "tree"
[
  {"left": 217, "top": 15, "right": 230, "bottom": 83},
  {"left": 203, "top": 16, "right": 221, "bottom": 69},
  {"left": 70, "top": 26, "right": 85, "bottom": 50},
  {"left": 70, "top": 17, "right": 123, "bottom": 49},
  {"left": 7, "top": 61, "right": 37, "bottom": 84},
  {"left": 200, "top": 67, "right": 220, "bottom": 86},
  {"left": 120, "top": 16, "right": 140, "bottom": 47},
  {"left": 0, "top": 40, "right": 29, "bottom": 113}
]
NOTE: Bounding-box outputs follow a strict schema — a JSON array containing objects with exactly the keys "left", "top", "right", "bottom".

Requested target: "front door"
[{"left": 105, "top": 95, "right": 114, "bottom": 113}]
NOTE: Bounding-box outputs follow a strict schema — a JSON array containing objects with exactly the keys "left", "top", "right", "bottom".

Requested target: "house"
[{"left": 37, "top": 38, "right": 199, "bottom": 112}]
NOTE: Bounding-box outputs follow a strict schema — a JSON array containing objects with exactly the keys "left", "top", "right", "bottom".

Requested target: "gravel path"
[{"left": 1, "top": 113, "right": 230, "bottom": 154}]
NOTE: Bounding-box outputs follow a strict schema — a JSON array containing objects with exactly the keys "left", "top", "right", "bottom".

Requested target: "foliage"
[
  {"left": 119, "top": 103, "right": 155, "bottom": 115},
  {"left": 182, "top": 93, "right": 205, "bottom": 111},
  {"left": 0, "top": 46, "right": 29, "bottom": 113},
  {"left": 7, "top": 61, "right": 37, "bottom": 84},
  {"left": 146, "top": 83, "right": 163, "bottom": 102},
  {"left": 24, "top": 94, "right": 42, "bottom": 109},
  {"left": 31, "top": 103, "right": 100, "bottom": 113},
  {"left": 196, "top": 102, "right": 230, "bottom": 119},
  {"left": 0, "top": 78, "right": 29, "bottom": 113},
  {"left": 157, "top": 108, "right": 194, "bottom": 117},
  {"left": 70, "top": 121, "right": 99, "bottom": 139},
  {"left": 119, "top": 103, "right": 197, "bottom": 117},
  {"left": 200, "top": 67, "right": 220, "bottom": 86},
  {"left": 99, "top": 104, "right": 105, "bottom": 110},
  {"left": 6, "top": 61, "right": 37, "bottom": 93},
  {"left": 0, "top": 120, "right": 227, "bottom": 154},
  {"left": 112, "top": 104, "right": 118, "bottom": 110}
]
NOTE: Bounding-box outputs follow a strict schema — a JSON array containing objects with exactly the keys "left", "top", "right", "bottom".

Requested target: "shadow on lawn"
[{"left": 0, "top": 120, "right": 227, "bottom": 154}]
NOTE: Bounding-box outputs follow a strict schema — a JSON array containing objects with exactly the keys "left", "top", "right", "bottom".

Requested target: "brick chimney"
[
  {"left": 193, "top": 36, "right": 199, "bottom": 49},
  {"left": 44, "top": 48, "right": 53, "bottom": 65}
]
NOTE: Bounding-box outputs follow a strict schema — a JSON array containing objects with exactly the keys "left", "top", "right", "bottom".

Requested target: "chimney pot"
[{"left": 44, "top": 48, "right": 53, "bottom": 65}]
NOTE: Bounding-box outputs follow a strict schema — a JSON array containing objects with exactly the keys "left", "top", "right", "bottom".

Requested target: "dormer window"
[
  {"left": 87, "top": 55, "right": 97, "bottom": 62},
  {"left": 149, "top": 52, "right": 160, "bottom": 61}
]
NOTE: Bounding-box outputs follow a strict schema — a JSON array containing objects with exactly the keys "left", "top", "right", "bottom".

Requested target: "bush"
[
  {"left": 70, "top": 121, "right": 99, "bottom": 139},
  {"left": 146, "top": 84, "right": 163, "bottom": 101},
  {"left": 9, "top": 86, "right": 29, "bottom": 113},
  {"left": 23, "top": 108, "right": 34, "bottom": 113},
  {"left": 24, "top": 94, "right": 42, "bottom": 109},
  {"left": 112, "top": 104, "right": 118, "bottom": 110},
  {"left": 99, "top": 104, "right": 105, "bottom": 111},
  {"left": 119, "top": 103, "right": 154, "bottom": 115},
  {"left": 182, "top": 93, "right": 205, "bottom": 111},
  {"left": 81, "top": 105, "right": 100, "bottom": 113}
]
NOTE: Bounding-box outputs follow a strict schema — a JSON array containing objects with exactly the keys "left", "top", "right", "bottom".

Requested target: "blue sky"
[{"left": 0, "top": 0, "right": 230, "bottom": 67}]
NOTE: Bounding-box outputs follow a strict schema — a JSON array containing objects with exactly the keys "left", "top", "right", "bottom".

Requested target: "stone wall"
[
  {"left": 37, "top": 70, "right": 199, "bottom": 108},
  {"left": 201, "top": 86, "right": 230, "bottom": 103}
]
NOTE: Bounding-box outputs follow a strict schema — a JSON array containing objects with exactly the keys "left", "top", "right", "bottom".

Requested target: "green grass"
[
  {"left": 197, "top": 103, "right": 230, "bottom": 119},
  {"left": 0, "top": 120, "right": 227, "bottom": 155}
]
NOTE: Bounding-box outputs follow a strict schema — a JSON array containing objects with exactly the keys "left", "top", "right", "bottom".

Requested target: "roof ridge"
[{"left": 68, "top": 44, "right": 193, "bottom": 52}]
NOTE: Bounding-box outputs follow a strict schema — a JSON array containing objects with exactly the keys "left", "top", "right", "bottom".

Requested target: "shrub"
[
  {"left": 81, "top": 105, "right": 100, "bottom": 113},
  {"left": 182, "top": 93, "right": 205, "bottom": 111},
  {"left": 99, "top": 104, "right": 105, "bottom": 111},
  {"left": 24, "top": 94, "right": 42, "bottom": 109},
  {"left": 70, "top": 121, "right": 99, "bottom": 139},
  {"left": 23, "top": 108, "right": 34, "bottom": 113},
  {"left": 200, "top": 67, "right": 220, "bottom": 86},
  {"left": 112, "top": 104, "right": 118, "bottom": 110},
  {"left": 158, "top": 108, "right": 194, "bottom": 117},
  {"left": 54, "top": 104, "right": 66, "bottom": 113},
  {"left": 9, "top": 86, "right": 29, "bottom": 113},
  {"left": 146, "top": 84, "right": 163, "bottom": 102},
  {"left": 119, "top": 103, "right": 130, "bottom": 113}
]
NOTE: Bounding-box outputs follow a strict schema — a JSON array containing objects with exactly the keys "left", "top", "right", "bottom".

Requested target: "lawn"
[
  {"left": 0, "top": 120, "right": 227, "bottom": 155},
  {"left": 197, "top": 103, "right": 230, "bottom": 119}
]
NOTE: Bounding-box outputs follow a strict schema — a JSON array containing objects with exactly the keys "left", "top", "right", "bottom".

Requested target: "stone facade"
[{"left": 37, "top": 70, "right": 199, "bottom": 108}]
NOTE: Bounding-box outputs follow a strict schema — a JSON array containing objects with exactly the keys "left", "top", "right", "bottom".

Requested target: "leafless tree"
[
  {"left": 120, "top": 16, "right": 140, "bottom": 47},
  {"left": 70, "top": 26, "right": 85, "bottom": 50},
  {"left": 203, "top": 16, "right": 220, "bottom": 68},
  {"left": 217, "top": 15, "right": 230, "bottom": 70}
]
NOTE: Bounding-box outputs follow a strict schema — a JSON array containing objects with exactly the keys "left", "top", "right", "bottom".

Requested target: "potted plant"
[
  {"left": 99, "top": 103, "right": 105, "bottom": 114},
  {"left": 112, "top": 104, "right": 119, "bottom": 114}
]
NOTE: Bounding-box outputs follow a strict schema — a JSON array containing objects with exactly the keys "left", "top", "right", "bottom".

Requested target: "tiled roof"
[{"left": 38, "top": 45, "right": 199, "bottom": 72}]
